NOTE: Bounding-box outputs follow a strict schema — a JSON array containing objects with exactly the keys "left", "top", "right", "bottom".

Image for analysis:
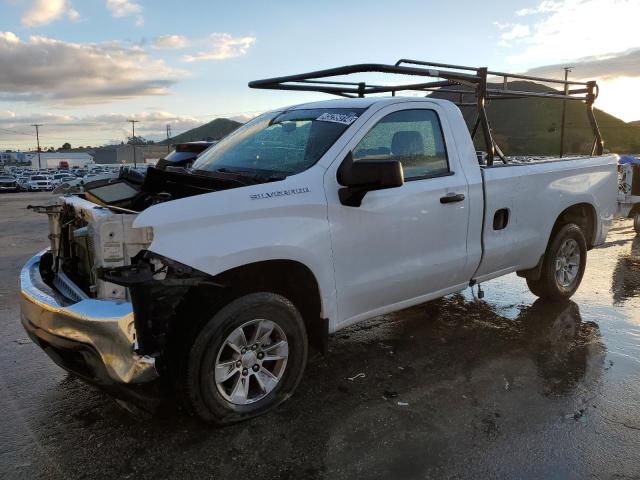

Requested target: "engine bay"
[{"left": 82, "top": 166, "right": 273, "bottom": 212}]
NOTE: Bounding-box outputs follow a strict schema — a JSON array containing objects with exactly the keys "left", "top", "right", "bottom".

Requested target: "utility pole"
[
  {"left": 31, "top": 124, "right": 43, "bottom": 170},
  {"left": 559, "top": 66, "right": 572, "bottom": 158},
  {"left": 127, "top": 119, "right": 139, "bottom": 167},
  {"left": 166, "top": 124, "right": 172, "bottom": 153}
]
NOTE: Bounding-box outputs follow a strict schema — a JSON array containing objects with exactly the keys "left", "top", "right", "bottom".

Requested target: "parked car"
[
  {"left": 26, "top": 174, "right": 53, "bottom": 191},
  {"left": 0, "top": 175, "right": 18, "bottom": 192},
  {"left": 20, "top": 61, "right": 619, "bottom": 424},
  {"left": 51, "top": 173, "right": 74, "bottom": 187},
  {"left": 82, "top": 171, "right": 118, "bottom": 184},
  {"left": 155, "top": 141, "right": 216, "bottom": 170},
  {"left": 16, "top": 176, "right": 30, "bottom": 191}
]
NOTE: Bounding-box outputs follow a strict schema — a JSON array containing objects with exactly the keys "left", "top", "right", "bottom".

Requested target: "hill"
[
  {"left": 164, "top": 118, "right": 242, "bottom": 144},
  {"left": 630, "top": 120, "right": 640, "bottom": 127},
  {"left": 429, "top": 81, "right": 640, "bottom": 155}
]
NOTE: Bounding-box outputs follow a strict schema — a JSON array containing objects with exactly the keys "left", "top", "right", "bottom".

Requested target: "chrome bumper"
[{"left": 20, "top": 251, "right": 158, "bottom": 384}]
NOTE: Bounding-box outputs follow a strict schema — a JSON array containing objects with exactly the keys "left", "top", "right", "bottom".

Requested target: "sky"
[{"left": 0, "top": 0, "right": 639, "bottom": 150}]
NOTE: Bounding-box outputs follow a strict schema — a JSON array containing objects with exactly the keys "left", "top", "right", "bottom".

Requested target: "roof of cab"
[{"left": 286, "top": 96, "right": 453, "bottom": 111}]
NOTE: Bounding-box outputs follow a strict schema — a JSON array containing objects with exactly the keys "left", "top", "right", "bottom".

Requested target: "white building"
[{"left": 29, "top": 152, "right": 94, "bottom": 170}]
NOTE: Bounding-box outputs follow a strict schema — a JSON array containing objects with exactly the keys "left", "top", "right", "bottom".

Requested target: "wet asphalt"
[{"left": 2, "top": 192, "right": 640, "bottom": 479}]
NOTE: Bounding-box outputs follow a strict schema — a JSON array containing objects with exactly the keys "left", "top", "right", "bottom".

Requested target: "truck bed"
[{"left": 473, "top": 154, "right": 619, "bottom": 282}]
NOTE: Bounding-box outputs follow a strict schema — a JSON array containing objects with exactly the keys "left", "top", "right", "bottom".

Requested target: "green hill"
[
  {"left": 164, "top": 118, "right": 242, "bottom": 144},
  {"left": 429, "top": 81, "right": 640, "bottom": 155}
]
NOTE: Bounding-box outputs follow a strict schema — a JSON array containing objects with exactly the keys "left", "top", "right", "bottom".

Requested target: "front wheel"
[
  {"left": 527, "top": 223, "right": 587, "bottom": 300},
  {"left": 184, "top": 292, "right": 308, "bottom": 424},
  {"left": 634, "top": 212, "right": 640, "bottom": 235}
]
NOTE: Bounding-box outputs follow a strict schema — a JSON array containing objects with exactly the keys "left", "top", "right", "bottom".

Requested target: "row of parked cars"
[
  {"left": 1, "top": 142, "right": 217, "bottom": 194},
  {"left": 0, "top": 166, "right": 120, "bottom": 193}
]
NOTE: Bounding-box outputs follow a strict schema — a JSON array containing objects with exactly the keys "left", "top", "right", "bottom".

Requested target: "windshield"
[
  {"left": 192, "top": 108, "right": 365, "bottom": 176},
  {"left": 31, "top": 175, "right": 47, "bottom": 180}
]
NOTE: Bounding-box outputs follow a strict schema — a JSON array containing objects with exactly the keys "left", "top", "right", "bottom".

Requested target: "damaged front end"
[
  {"left": 21, "top": 166, "right": 266, "bottom": 388},
  {"left": 20, "top": 170, "right": 237, "bottom": 388},
  {"left": 97, "top": 251, "right": 221, "bottom": 356}
]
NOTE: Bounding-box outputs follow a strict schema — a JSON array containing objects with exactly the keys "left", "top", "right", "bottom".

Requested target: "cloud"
[
  {"left": 524, "top": 48, "right": 640, "bottom": 80},
  {"left": 515, "top": 0, "right": 564, "bottom": 16},
  {"left": 67, "top": 8, "right": 80, "bottom": 21},
  {"left": 0, "top": 110, "right": 205, "bottom": 145},
  {"left": 183, "top": 33, "right": 256, "bottom": 62},
  {"left": 495, "top": 23, "right": 531, "bottom": 46},
  {"left": 0, "top": 32, "right": 19, "bottom": 44},
  {"left": 0, "top": 32, "right": 185, "bottom": 104},
  {"left": 154, "top": 35, "right": 190, "bottom": 50},
  {"left": 106, "top": 0, "right": 143, "bottom": 26},
  {"left": 106, "top": 0, "right": 141, "bottom": 17},
  {"left": 21, "top": 0, "right": 66, "bottom": 27},
  {"left": 492, "top": 1, "right": 640, "bottom": 121},
  {"left": 496, "top": 0, "right": 640, "bottom": 65},
  {"left": 524, "top": 49, "right": 640, "bottom": 122}
]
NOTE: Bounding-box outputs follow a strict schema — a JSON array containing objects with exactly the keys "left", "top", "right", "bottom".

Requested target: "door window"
[{"left": 353, "top": 109, "right": 449, "bottom": 180}]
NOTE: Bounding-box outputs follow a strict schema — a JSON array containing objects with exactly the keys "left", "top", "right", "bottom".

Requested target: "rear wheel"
[
  {"left": 183, "top": 292, "right": 308, "bottom": 424},
  {"left": 527, "top": 223, "right": 587, "bottom": 300},
  {"left": 634, "top": 212, "right": 640, "bottom": 234}
]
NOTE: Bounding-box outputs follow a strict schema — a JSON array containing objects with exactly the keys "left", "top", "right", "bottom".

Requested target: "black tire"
[
  {"left": 184, "top": 292, "right": 308, "bottom": 424},
  {"left": 527, "top": 223, "right": 587, "bottom": 300},
  {"left": 634, "top": 212, "right": 640, "bottom": 235}
]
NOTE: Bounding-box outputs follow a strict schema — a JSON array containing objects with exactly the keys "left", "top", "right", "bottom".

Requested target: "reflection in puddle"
[
  {"left": 612, "top": 237, "right": 640, "bottom": 305},
  {"left": 380, "top": 295, "right": 604, "bottom": 399}
]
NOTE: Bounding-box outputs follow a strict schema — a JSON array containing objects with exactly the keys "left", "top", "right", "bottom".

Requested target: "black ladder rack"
[{"left": 249, "top": 60, "right": 603, "bottom": 166}]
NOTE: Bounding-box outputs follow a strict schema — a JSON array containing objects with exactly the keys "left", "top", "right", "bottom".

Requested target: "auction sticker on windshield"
[{"left": 316, "top": 112, "right": 359, "bottom": 125}]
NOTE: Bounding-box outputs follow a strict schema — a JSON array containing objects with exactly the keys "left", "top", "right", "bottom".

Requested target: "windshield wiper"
[
  {"left": 191, "top": 169, "right": 256, "bottom": 186},
  {"left": 215, "top": 167, "right": 287, "bottom": 183}
]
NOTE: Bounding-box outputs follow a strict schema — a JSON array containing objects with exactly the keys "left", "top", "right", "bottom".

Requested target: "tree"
[
  {"left": 127, "top": 135, "right": 144, "bottom": 145},
  {"left": 127, "top": 135, "right": 155, "bottom": 145},
  {"left": 61, "top": 142, "right": 71, "bottom": 150}
]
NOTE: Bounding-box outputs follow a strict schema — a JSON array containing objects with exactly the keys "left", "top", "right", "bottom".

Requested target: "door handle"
[{"left": 440, "top": 193, "right": 465, "bottom": 204}]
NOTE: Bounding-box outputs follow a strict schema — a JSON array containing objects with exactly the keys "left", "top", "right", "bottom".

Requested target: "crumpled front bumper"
[{"left": 20, "top": 251, "right": 158, "bottom": 385}]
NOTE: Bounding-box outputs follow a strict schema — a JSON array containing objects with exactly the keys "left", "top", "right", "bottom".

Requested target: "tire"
[
  {"left": 634, "top": 212, "right": 640, "bottom": 235},
  {"left": 184, "top": 292, "right": 308, "bottom": 424},
  {"left": 527, "top": 223, "right": 587, "bottom": 300}
]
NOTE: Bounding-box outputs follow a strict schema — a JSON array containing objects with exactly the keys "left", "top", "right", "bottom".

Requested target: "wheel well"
[
  {"left": 517, "top": 203, "right": 596, "bottom": 281},
  {"left": 206, "top": 260, "right": 326, "bottom": 352},
  {"left": 552, "top": 203, "right": 597, "bottom": 249}
]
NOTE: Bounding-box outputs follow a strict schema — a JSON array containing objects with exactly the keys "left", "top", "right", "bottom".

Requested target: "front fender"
[{"left": 133, "top": 166, "right": 336, "bottom": 322}]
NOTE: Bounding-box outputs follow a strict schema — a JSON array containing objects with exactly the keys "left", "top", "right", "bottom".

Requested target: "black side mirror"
[{"left": 336, "top": 152, "right": 404, "bottom": 206}]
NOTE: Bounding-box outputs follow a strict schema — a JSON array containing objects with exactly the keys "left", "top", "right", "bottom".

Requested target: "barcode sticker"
[{"left": 316, "top": 112, "right": 359, "bottom": 125}]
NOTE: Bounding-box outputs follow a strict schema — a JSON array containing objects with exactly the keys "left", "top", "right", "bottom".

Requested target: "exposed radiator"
[{"left": 53, "top": 270, "right": 89, "bottom": 303}]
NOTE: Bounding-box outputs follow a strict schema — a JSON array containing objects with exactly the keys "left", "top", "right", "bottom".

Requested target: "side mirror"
[{"left": 336, "top": 152, "right": 404, "bottom": 207}]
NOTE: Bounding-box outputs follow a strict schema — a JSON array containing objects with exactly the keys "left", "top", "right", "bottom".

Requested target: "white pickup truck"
[{"left": 20, "top": 62, "right": 618, "bottom": 424}]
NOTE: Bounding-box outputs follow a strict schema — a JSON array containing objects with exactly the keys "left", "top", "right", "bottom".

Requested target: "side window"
[{"left": 352, "top": 109, "right": 449, "bottom": 180}]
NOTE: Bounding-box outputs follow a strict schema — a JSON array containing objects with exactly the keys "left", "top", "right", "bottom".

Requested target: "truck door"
[{"left": 325, "top": 103, "right": 471, "bottom": 325}]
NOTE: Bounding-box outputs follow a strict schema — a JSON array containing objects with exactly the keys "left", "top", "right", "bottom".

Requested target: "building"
[
  {"left": 91, "top": 145, "right": 170, "bottom": 165},
  {"left": 0, "top": 151, "right": 35, "bottom": 165},
  {"left": 29, "top": 152, "right": 94, "bottom": 170}
]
